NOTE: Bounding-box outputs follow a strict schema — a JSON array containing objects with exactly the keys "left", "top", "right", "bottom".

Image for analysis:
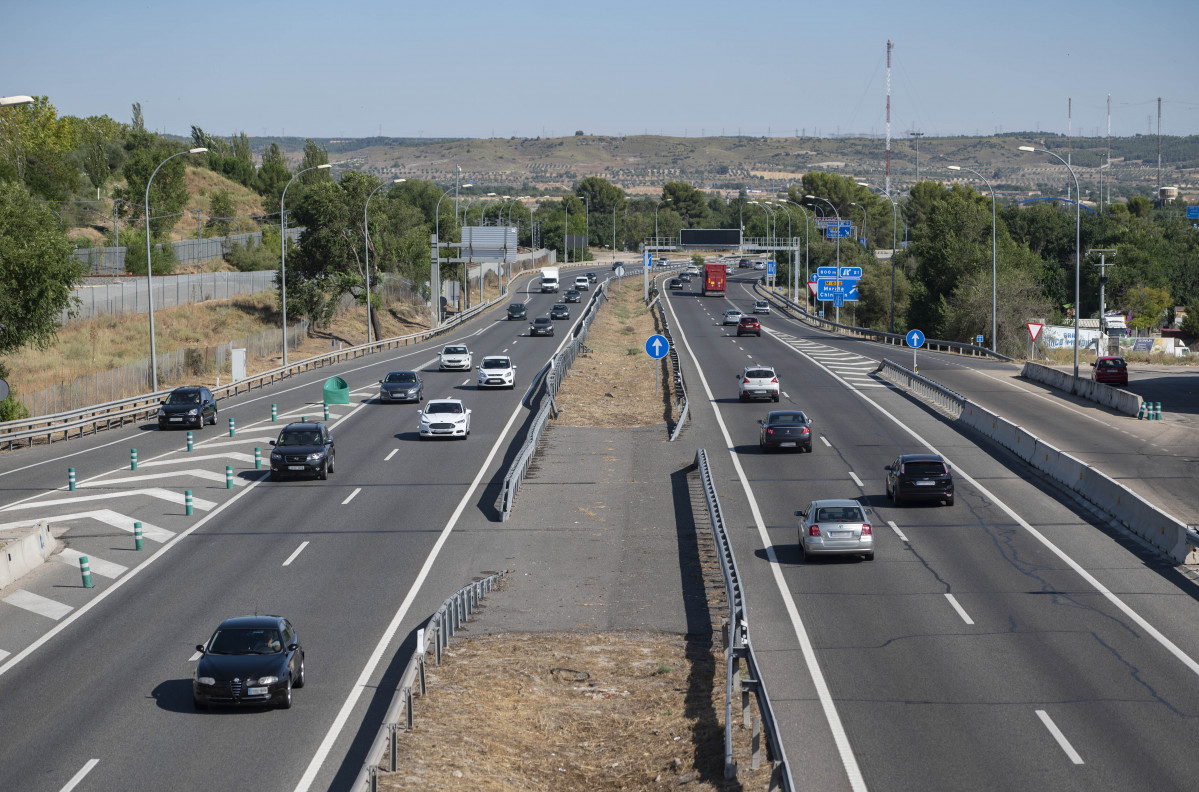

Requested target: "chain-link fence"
[{"left": 71, "top": 227, "right": 304, "bottom": 274}]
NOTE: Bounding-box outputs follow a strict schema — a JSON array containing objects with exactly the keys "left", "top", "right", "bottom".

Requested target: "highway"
[{"left": 660, "top": 271, "right": 1199, "bottom": 791}]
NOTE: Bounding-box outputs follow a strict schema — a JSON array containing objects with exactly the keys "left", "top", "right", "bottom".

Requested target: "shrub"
[{"left": 226, "top": 240, "right": 277, "bottom": 272}]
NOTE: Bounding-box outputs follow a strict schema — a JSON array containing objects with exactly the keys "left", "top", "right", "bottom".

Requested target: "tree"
[
  {"left": 114, "top": 141, "right": 193, "bottom": 235},
  {"left": 0, "top": 182, "right": 87, "bottom": 357},
  {"left": 1181, "top": 307, "right": 1199, "bottom": 337},
  {"left": 662, "top": 182, "right": 707, "bottom": 226},
  {"left": 299, "top": 139, "right": 331, "bottom": 185},
  {"left": 123, "top": 230, "right": 178, "bottom": 276},
  {"left": 208, "top": 189, "right": 235, "bottom": 236},
  {"left": 1124, "top": 285, "right": 1172, "bottom": 330},
  {"left": 575, "top": 177, "right": 625, "bottom": 245},
  {"left": 0, "top": 96, "right": 79, "bottom": 200},
  {"left": 256, "top": 142, "right": 291, "bottom": 216}
]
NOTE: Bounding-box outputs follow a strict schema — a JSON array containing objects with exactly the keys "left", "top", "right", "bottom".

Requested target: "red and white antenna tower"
[{"left": 885, "top": 40, "right": 892, "bottom": 194}]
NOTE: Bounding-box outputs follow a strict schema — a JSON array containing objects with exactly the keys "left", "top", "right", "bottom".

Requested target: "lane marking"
[
  {"left": 1036, "top": 710, "right": 1084, "bottom": 764},
  {"left": 79, "top": 469, "right": 248, "bottom": 486},
  {"left": 282, "top": 541, "right": 310, "bottom": 567},
  {"left": 849, "top": 471, "right": 864, "bottom": 488},
  {"left": 3, "top": 590, "right": 73, "bottom": 621},
  {"left": 887, "top": 520, "right": 908, "bottom": 542},
  {"left": 340, "top": 488, "right": 361, "bottom": 506},
  {"left": 56, "top": 549, "right": 127, "bottom": 579},
  {"left": 2, "top": 488, "right": 216, "bottom": 513},
  {"left": 0, "top": 650, "right": 9, "bottom": 662},
  {"left": 820, "top": 436, "right": 831, "bottom": 448},
  {"left": 944, "top": 593, "right": 975, "bottom": 625},
  {"left": 189, "top": 651, "right": 201, "bottom": 662},
  {"left": 0, "top": 510, "right": 173, "bottom": 542},
  {"left": 384, "top": 449, "right": 398, "bottom": 461},
  {"left": 59, "top": 759, "right": 99, "bottom": 792}
]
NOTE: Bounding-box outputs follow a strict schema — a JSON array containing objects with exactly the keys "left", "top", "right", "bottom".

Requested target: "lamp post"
[
  {"left": 806, "top": 194, "right": 842, "bottom": 321},
  {"left": 1020, "top": 145, "right": 1082, "bottom": 377},
  {"left": 281, "top": 163, "right": 332, "bottom": 366},
  {"left": 365, "top": 178, "right": 405, "bottom": 345},
  {"left": 850, "top": 202, "right": 868, "bottom": 246},
  {"left": 947, "top": 165, "right": 997, "bottom": 352},
  {"left": 435, "top": 183, "right": 471, "bottom": 325},
  {"left": 858, "top": 182, "right": 899, "bottom": 333},
  {"left": 779, "top": 200, "right": 811, "bottom": 306},
  {"left": 145, "top": 147, "right": 206, "bottom": 391},
  {"left": 770, "top": 201, "right": 792, "bottom": 293},
  {"left": 0, "top": 95, "right": 35, "bottom": 107}
]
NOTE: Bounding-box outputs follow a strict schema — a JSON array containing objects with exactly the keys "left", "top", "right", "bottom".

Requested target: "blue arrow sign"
[
  {"left": 825, "top": 224, "right": 852, "bottom": 239},
  {"left": 767, "top": 260, "right": 776, "bottom": 276},
  {"left": 838, "top": 267, "right": 863, "bottom": 279},
  {"left": 815, "top": 266, "right": 838, "bottom": 279},
  {"left": 816, "top": 281, "right": 860, "bottom": 301},
  {"left": 833, "top": 294, "right": 845, "bottom": 308},
  {"left": 645, "top": 334, "right": 670, "bottom": 359},
  {"left": 976, "top": 334, "right": 984, "bottom": 345},
  {"left": 906, "top": 329, "right": 926, "bottom": 348},
  {"left": 643, "top": 250, "right": 652, "bottom": 268}
]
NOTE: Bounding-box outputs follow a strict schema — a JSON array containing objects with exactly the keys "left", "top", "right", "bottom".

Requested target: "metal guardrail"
[
  {"left": 0, "top": 296, "right": 500, "bottom": 451},
  {"left": 875, "top": 358, "right": 967, "bottom": 417},
  {"left": 695, "top": 448, "right": 792, "bottom": 790},
  {"left": 756, "top": 283, "right": 1013, "bottom": 362},
  {"left": 353, "top": 571, "right": 506, "bottom": 792},
  {"left": 651, "top": 282, "right": 689, "bottom": 442}
]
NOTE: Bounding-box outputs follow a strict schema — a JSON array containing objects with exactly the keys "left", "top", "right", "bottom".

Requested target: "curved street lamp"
[
  {"left": 947, "top": 165, "right": 998, "bottom": 352},
  {"left": 778, "top": 200, "right": 812, "bottom": 305},
  {"left": 280, "top": 163, "right": 332, "bottom": 366},
  {"left": 857, "top": 182, "right": 900, "bottom": 333},
  {"left": 806, "top": 194, "right": 843, "bottom": 321},
  {"left": 435, "top": 183, "right": 471, "bottom": 326},
  {"left": 365, "top": 178, "right": 405, "bottom": 344},
  {"left": 145, "top": 147, "right": 207, "bottom": 391},
  {"left": 1019, "top": 145, "right": 1081, "bottom": 376}
]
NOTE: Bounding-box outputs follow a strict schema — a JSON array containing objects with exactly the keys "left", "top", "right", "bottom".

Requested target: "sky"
[{"left": 5, "top": 0, "right": 1197, "bottom": 141}]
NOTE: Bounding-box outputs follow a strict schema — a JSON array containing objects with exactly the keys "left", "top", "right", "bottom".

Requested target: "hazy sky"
[{"left": 5, "top": 0, "right": 1196, "bottom": 140}]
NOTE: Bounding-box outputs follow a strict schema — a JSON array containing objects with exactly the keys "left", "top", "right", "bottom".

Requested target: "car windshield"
[
  {"left": 509, "top": 304, "right": 524, "bottom": 310},
  {"left": 769, "top": 412, "right": 806, "bottom": 425},
  {"left": 426, "top": 403, "right": 463, "bottom": 415},
  {"left": 815, "top": 507, "right": 864, "bottom": 523},
  {"left": 534, "top": 318, "right": 551, "bottom": 325},
  {"left": 1098, "top": 359, "right": 1126, "bottom": 369},
  {"left": 553, "top": 304, "right": 567, "bottom": 310},
  {"left": 756, "top": 301, "right": 767, "bottom": 307},
  {"left": 207, "top": 627, "right": 282, "bottom": 655},
  {"left": 384, "top": 372, "right": 416, "bottom": 384},
  {"left": 443, "top": 347, "right": 467, "bottom": 355},
  {"left": 745, "top": 369, "right": 774, "bottom": 379},
  {"left": 482, "top": 359, "right": 511, "bottom": 369},
  {"left": 278, "top": 430, "right": 320, "bottom": 446},
  {"left": 904, "top": 460, "right": 947, "bottom": 475},
  {"left": 167, "top": 391, "right": 201, "bottom": 404}
]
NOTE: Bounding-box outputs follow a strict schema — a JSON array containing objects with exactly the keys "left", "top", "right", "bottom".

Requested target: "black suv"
[
  {"left": 885, "top": 454, "right": 954, "bottom": 506},
  {"left": 269, "top": 422, "right": 336, "bottom": 481},
  {"left": 507, "top": 302, "right": 527, "bottom": 320},
  {"left": 157, "top": 386, "right": 218, "bottom": 429}
]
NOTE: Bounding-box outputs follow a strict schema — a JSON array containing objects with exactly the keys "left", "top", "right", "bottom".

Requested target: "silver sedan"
[{"left": 795, "top": 499, "right": 874, "bottom": 561}]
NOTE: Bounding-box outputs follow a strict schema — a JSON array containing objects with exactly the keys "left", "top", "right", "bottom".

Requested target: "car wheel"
[
  {"left": 193, "top": 696, "right": 208, "bottom": 711},
  {"left": 944, "top": 495, "right": 954, "bottom": 507},
  {"left": 318, "top": 460, "right": 328, "bottom": 481},
  {"left": 739, "top": 394, "right": 747, "bottom": 402},
  {"left": 772, "top": 394, "right": 779, "bottom": 402},
  {"left": 210, "top": 409, "right": 218, "bottom": 426},
  {"left": 327, "top": 453, "right": 334, "bottom": 475},
  {"left": 864, "top": 552, "right": 875, "bottom": 561},
  {"left": 278, "top": 678, "right": 293, "bottom": 709},
  {"left": 294, "top": 656, "right": 306, "bottom": 689},
  {"left": 270, "top": 472, "right": 279, "bottom": 482},
  {"left": 889, "top": 485, "right": 899, "bottom": 506},
  {"left": 798, "top": 537, "right": 808, "bottom": 562}
]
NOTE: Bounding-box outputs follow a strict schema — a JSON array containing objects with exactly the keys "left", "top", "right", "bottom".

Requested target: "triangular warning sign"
[{"left": 1027, "top": 322, "right": 1044, "bottom": 341}]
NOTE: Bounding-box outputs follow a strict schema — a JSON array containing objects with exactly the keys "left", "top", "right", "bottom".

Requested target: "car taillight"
[
  {"left": 801, "top": 427, "right": 809, "bottom": 435},
  {"left": 765, "top": 428, "right": 774, "bottom": 435},
  {"left": 861, "top": 524, "right": 872, "bottom": 535},
  {"left": 743, "top": 377, "right": 750, "bottom": 383},
  {"left": 771, "top": 376, "right": 778, "bottom": 383},
  {"left": 809, "top": 525, "right": 821, "bottom": 537}
]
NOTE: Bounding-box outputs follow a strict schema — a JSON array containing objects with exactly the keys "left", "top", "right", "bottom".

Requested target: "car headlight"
[
  {"left": 256, "top": 675, "right": 279, "bottom": 685},
  {"left": 157, "top": 409, "right": 166, "bottom": 417},
  {"left": 270, "top": 451, "right": 282, "bottom": 460},
  {"left": 187, "top": 408, "right": 198, "bottom": 416},
  {"left": 196, "top": 676, "right": 215, "bottom": 686},
  {"left": 306, "top": 452, "right": 325, "bottom": 461}
]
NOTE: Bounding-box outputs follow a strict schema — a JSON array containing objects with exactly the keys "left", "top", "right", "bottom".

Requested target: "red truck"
[{"left": 702, "top": 263, "right": 726, "bottom": 296}]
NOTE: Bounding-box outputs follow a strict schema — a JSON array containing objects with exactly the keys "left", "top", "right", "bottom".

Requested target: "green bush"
[
  {"left": 123, "top": 234, "right": 177, "bottom": 275},
  {"left": 227, "top": 240, "right": 277, "bottom": 272}
]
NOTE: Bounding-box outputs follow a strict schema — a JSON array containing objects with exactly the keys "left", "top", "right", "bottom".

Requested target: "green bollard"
[
  {"left": 187, "top": 431, "right": 194, "bottom": 452},
  {"left": 134, "top": 521, "right": 144, "bottom": 551},
  {"left": 301, "top": 416, "right": 307, "bottom": 423},
  {"left": 228, "top": 417, "right": 236, "bottom": 438},
  {"left": 323, "top": 404, "right": 330, "bottom": 421},
  {"left": 68, "top": 467, "right": 76, "bottom": 491},
  {"left": 130, "top": 448, "right": 138, "bottom": 471},
  {"left": 271, "top": 403, "right": 278, "bottom": 422},
  {"left": 254, "top": 447, "right": 262, "bottom": 469},
  {"left": 79, "top": 555, "right": 93, "bottom": 588},
  {"left": 226, "top": 465, "right": 233, "bottom": 489},
  {"left": 185, "top": 490, "right": 194, "bottom": 516},
  {"left": 1155, "top": 402, "right": 1162, "bottom": 420}
]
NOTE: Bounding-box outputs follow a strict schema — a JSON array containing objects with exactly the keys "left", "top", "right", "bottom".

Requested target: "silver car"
[
  {"left": 753, "top": 299, "right": 771, "bottom": 315},
  {"left": 796, "top": 499, "right": 874, "bottom": 561},
  {"left": 722, "top": 309, "right": 743, "bottom": 326},
  {"left": 438, "top": 345, "right": 472, "bottom": 371}
]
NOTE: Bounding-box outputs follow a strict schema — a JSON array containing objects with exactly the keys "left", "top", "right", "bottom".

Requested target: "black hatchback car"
[
  {"left": 269, "top": 422, "right": 335, "bottom": 481},
  {"left": 157, "top": 386, "right": 217, "bottom": 429},
  {"left": 885, "top": 453, "right": 954, "bottom": 506},
  {"left": 530, "top": 317, "right": 555, "bottom": 336},
  {"left": 193, "top": 615, "right": 305, "bottom": 710},
  {"left": 550, "top": 303, "right": 571, "bottom": 320},
  {"left": 507, "top": 302, "right": 527, "bottom": 320}
]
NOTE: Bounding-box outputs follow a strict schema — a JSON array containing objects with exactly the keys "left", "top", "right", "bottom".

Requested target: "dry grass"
[{"left": 380, "top": 631, "right": 771, "bottom": 792}]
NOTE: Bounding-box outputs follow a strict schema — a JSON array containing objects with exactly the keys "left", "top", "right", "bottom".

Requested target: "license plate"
[
  {"left": 169, "top": 417, "right": 183, "bottom": 422},
  {"left": 830, "top": 531, "right": 852, "bottom": 538},
  {"left": 780, "top": 441, "right": 796, "bottom": 447},
  {"left": 915, "top": 481, "right": 935, "bottom": 486},
  {"left": 288, "top": 465, "right": 305, "bottom": 471},
  {"left": 248, "top": 686, "right": 268, "bottom": 695},
  {"left": 752, "top": 390, "right": 765, "bottom": 395}
]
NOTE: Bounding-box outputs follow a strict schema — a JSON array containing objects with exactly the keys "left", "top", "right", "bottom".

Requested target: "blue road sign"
[
  {"left": 643, "top": 250, "right": 652, "bottom": 268},
  {"left": 815, "top": 266, "right": 838, "bottom": 279},
  {"left": 906, "top": 329, "right": 926, "bottom": 348},
  {"left": 838, "top": 267, "right": 863, "bottom": 279},
  {"left": 976, "top": 334, "right": 984, "bottom": 345},
  {"left": 833, "top": 294, "right": 845, "bottom": 308},
  {"left": 825, "top": 223, "right": 852, "bottom": 239},
  {"left": 767, "top": 260, "right": 776, "bottom": 276},
  {"left": 816, "top": 279, "right": 860, "bottom": 301},
  {"left": 1188, "top": 206, "right": 1199, "bottom": 219},
  {"left": 645, "top": 334, "right": 670, "bottom": 359}
]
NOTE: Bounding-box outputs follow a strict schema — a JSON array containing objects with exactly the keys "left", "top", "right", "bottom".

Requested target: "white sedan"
[
  {"left": 418, "top": 398, "right": 472, "bottom": 439},
  {"left": 477, "top": 356, "right": 516, "bottom": 389},
  {"left": 438, "top": 345, "right": 472, "bottom": 371},
  {"left": 722, "top": 309, "right": 744, "bottom": 326}
]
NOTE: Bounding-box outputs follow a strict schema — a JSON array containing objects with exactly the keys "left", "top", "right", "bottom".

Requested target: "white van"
[{"left": 574, "top": 275, "right": 590, "bottom": 291}]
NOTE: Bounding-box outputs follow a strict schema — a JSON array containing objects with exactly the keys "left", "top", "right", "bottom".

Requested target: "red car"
[
  {"left": 1091, "top": 356, "right": 1128, "bottom": 386},
  {"left": 737, "top": 316, "right": 761, "bottom": 337}
]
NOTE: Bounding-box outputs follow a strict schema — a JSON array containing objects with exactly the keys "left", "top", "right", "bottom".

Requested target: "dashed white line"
[
  {"left": 59, "top": 759, "right": 99, "bottom": 792},
  {"left": 820, "top": 436, "right": 832, "bottom": 448},
  {"left": 3, "top": 590, "right": 72, "bottom": 620},
  {"left": 1036, "top": 710, "right": 1084, "bottom": 764},
  {"left": 849, "top": 471, "right": 864, "bottom": 487},
  {"left": 781, "top": 391, "right": 790, "bottom": 399},
  {"left": 341, "top": 488, "right": 361, "bottom": 505},
  {"left": 56, "top": 549, "right": 127, "bottom": 579},
  {"left": 0, "top": 649, "right": 10, "bottom": 662},
  {"left": 944, "top": 593, "right": 975, "bottom": 625},
  {"left": 384, "top": 449, "right": 398, "bottom": 461},
  {"left": 189, "top": 650, "right": 202, "bottom": 662},
  {"left": 283, "top": 541, "right": 310, "bottom": 567},
  {"left": 887, "top": 520, "right": 908, "bottom": 542}
]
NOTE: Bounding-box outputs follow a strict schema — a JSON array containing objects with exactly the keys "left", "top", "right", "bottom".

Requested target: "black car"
[
  {"left": 668, "top": 278, "right": 683, "bottom": 290},
  {"left": 193, "top": 615, "right": 305, "bottom": 710},
  {"left": 530, "top": 317, "right": 555, "bottom": 336},
  {"left": 679, "top": 272, "right": 692, "bottom": 282},
  {"left": 586, "top": 272, "right": 597, "bottom": 283},
  {"left": 885, "top": 453, "right": 954, "bottom": 506},
  {"left": 378, "top": 370, "right": 423, "bottom": 403},
  {"left": 550, "top": 303, "right": 571, "bottom": 320},
  {"left": 507, "top": 302, "right": 527, "bottom": 320},
  {"left": 269, "top": 422, "right": 335, "bottom": 481},
  {"left": 157, "top": 386, "right": 217, "bottom": 430},
  {"left": 758, "top": 410, "right": 812, "bottom": 452},
  {"left": 564, "top": 289, "right": 582, "bottom": 303}
]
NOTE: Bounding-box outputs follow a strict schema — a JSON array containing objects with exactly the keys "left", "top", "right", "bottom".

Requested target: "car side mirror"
[
  {"left": 863, "top": 507, "right": 873, "bottom": 514},
  {"left": 287, "top": 643, "right": 299, "bottom": 652},
  {"left": 1090, "top": 362, "right": 1096, "bottom": 367},
  {"left": 195, "top": 644, "right": 206, "bottom": 653},
  {"left": 884, "top": 465, "right": 892, "bottom": 472},
  {"left": 794, "top": 510, "right": 806, "bottom": 518},
  {"left": 757, "top": 419, "right": 764, "bottom": 425},
  {"left": 269, "top": 440, "right": 277, "bottom": 446},
  {"left": 379, "top": 379, "right": 384, "bottom": 383}
]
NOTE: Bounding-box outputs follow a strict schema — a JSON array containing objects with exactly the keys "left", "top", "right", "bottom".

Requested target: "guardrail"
[
  {"left": 353, "top": 571, "right": 506, "bottom": 792},
  {"left": 695, "top": 448, "right": 792, "bottom": 789},
  {"left": 651, "top": 281, "right": 689, "bottom": 441},
  {"left": 755, "top": 282, "right": 1013, "bottom": 362},
  {"left": 0, "top": 296, "right": 500, "bottom": 451}
]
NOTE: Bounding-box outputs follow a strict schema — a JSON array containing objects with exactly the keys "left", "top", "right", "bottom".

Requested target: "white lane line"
[
  {"left": 781, "top": 391, "right": 790, "bottom": 399},
  {"left": 1036, "top": 710, "right": 1084, "bottom": 764},
  {"left": 341, "top": 488, "right": 361, "bottom": 505},
  {"left": 887, "top": 520, "right": 909, "bottom": 542},
  {"left": 0, "top": 510, "right": 174, "bottom": 542},
  {"left": 2, "top": 489, "right": 216, "bottom": 513},
  {"left": 384, "top": 449, "right": 398, "bottom": 461},
  {"left": 282, "top": 541, "right": 310, "bottom": 567},
  {"left": 57, "top": 549, "right": 127, "bottom": 579},
  {"left": 3, "top": 590, "right": 73, "bottom": 620},
  {"left": 849, "top": 471, "right": 864, "bottom": 488},
  {"left": 461, "top": 379, "right": 471, "bottom": 386},
  {"left": 0, "top": 650, "right": 8, "bottom": 662},
  {"left": 59, "top": 759, "right": 99, "bottom": 792},
  {"left": 79, "top": 469, "right": 248, "bottom": 486},
  {"left": 189, "top": 651, "right": 201, "bottom": 662},
  {"left": 138, "top": 452, "right": 256, "bottom": 467},
  {"left": 820, "top": 436, "right": 832, "bottom": 448},
  {"left": 944, "top": 593, "right": 975, "bottom": 625}
]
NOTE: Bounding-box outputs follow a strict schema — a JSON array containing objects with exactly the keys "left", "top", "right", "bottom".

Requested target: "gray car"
[
  {"left": 378, "top": 370, "right": 423, "bottom": 403},
  {"left": 795, "top": 499, "right": 874, "bottom": 561}
]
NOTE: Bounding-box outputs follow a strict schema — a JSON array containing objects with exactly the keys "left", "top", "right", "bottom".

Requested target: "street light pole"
[
  {"left": 806, "top": 194, "right": 841, "bottom": 321},
  {"left": 1020, "top": 145, "right": 1082, "bottom": 377},
  {"left": 280, "top": 163, "right": 332, "bottom": 366},
  {"left": 145, "top": 146, "right": 206, "bottom": 391},
  {"left": 365, "top": 178, "right": 405, "bottom": 345},
  {"left": 780, "top": 200, "right": 811, "bottom": 307},
  {"left": 947, "top": 165, "right": 997, "bottom": 352},
  {"left": 435, "top": 183, "right": 470, "bottom": 325}
]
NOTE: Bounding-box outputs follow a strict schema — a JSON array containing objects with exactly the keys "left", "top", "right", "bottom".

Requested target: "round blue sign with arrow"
[
  {"left": 906, "top": 329, "right": 926, "bottom": 349},
  {"left": 645, "top": 334, "right": 670, "bottom": 359}
]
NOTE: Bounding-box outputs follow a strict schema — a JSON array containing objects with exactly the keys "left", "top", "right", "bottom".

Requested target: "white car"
[
  {"left": 738, "top": 365, "right": 780, "bottom": 402},
  {"left": 574, "top": 276, "right": 589, "bottom": 291},
  {"left": 476, "top": 356, "right": 516, "bottom": 389},
  {"left": 753, "top": 299, "right": 771, "bottom": 315},
  {"left": 438, "top": 345, "right": 472, "bottom": 371},
  {"left": 753, "top": 261, "right": 767, "bottom": 271},
  {"left": 722, "top": 309, "right": 744, "bottom": 326},
  {"left": 418, "top": 398, "right": 472, "bottom": 439}
]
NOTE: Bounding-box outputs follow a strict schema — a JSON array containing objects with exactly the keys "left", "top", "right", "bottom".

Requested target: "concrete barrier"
[
  {"left": 1021, "top": 361, "right": 1141, "bottom": 416},
  {"left": 0, "top": 521, "right": 57, "bottom": 589}
]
